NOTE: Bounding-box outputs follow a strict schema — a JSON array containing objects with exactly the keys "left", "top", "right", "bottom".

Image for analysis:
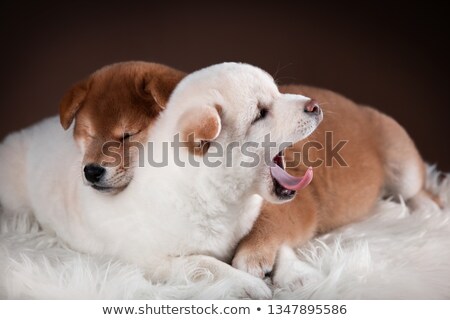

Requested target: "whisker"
[
  {"left": 275, "top": 76, "right": 297, "bottom": 85},
  {"left": 272, "top": 62, "right": 296, "bottom": 85},
  {"left": 272, "top": 62, "right": 294, "bottom": 81}
]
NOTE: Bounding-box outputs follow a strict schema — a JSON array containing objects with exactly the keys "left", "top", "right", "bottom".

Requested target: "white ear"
[{"left": 178, "top": 105, "right": 222, "bottom": 155}]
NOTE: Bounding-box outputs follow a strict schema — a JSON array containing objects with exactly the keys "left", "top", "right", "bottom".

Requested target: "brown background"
[{"left": 1, "top": 1, "right": 449, "bottom": 170}]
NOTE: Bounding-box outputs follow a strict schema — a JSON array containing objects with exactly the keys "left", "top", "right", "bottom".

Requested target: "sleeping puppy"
[
  {"left": 0, "top": 63, "right": 321, "bottom": 299},
  {"left": 232, "top": 84, "right": 438, "bottom": 287},
  {"left": 60, "top": 61, "right": 185, "bottom": 194},
  {"left": 0, "top": 61, "right": 184, "bottom": 218},
  {"left": 0, "top": 61, "right": 184, "bottom": 212}
]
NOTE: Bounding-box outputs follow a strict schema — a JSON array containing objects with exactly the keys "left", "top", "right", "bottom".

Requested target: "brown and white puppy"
[
  {"left": 232, "top": 84, "right": 438, "bottom": 283},
  {"left": 60, "top": 61, "right": 185, "bottom": 194}
]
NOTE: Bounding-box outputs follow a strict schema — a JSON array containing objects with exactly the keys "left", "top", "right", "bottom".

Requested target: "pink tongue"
[{"left": 270, "top": 165, "right": 313, "bottom": 191}]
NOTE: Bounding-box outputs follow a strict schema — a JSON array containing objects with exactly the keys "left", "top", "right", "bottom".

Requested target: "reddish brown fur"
[
  {"left": 59, "top": 61, "right": 185, "bottom": 181},
  {"left": 233, "top": 85, "right": 431, "bottom": 277}
]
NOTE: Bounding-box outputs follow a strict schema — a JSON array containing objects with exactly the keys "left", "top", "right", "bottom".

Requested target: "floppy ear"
[
  {"left": 59, "top": 80, "right": 89, "bottom": 130},
  {"left": 140, "top": 69, "right": 185, "bottom": 109},
  {"left": 179, "top": 105, "right": 222, "bottom": 156}
]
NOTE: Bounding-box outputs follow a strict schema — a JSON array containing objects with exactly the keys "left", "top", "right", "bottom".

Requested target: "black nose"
[
  {"left": 84, "top": 164, "right": 106, "bottom": 183},
  {"left": 304, "top": 99, "right": 321, "bottom": 115}
]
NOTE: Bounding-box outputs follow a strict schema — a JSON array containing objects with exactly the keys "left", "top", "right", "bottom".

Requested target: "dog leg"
[
  {"left": 375, "top": 111, "right": 441, "bottom": 211},
  {"left": 148, "top": 254, "right": 272, "bottom": 299},
  {"left": 232, "top": 210, "right": 281, "bottom": 279},
  {"left": 233, "top": 200, "right": 317, "bottom": 279}
]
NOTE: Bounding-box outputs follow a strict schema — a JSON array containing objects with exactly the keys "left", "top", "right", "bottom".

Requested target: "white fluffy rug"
[{"left": 1, "top": 167, "right": 449, "bottom": 299}]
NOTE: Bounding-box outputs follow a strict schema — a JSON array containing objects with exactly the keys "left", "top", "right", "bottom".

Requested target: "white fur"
[
  {"left": 0, "top": 63, "right": 319, "bottom": 299},
  {"left": 0, "top": 167, "right": 448, "bottom": 299}
]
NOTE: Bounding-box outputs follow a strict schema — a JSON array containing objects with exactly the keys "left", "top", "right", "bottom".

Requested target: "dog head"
[
  {"left": 162, "top": 62, "right": 322, "bottom": 203},
  {"left": 59, "top": 61, "right": 185, "bottom": 194}
]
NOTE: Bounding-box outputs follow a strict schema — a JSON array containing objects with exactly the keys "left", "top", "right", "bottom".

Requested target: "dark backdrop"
[{"left": 1, "top": 1, "right": 449, "bottom": 170}]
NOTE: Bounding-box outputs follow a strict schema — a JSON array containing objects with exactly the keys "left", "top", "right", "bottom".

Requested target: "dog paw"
[
  {"left": 273, "top": 265, "right": 320, "bottom": 291},
  {"left": 232, "top": 248, "right": 275, "bottom": 279},
  {"left": 231, "top": 273, "right": 273, "bottom": 299},
  {"left": 272, "top": 246, "right": 321, "bottom": 291}
]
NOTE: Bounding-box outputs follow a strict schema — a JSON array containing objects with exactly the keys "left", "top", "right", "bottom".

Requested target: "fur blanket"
[{"left": 0, "top": 167, "right": 449, "bottom": 299}]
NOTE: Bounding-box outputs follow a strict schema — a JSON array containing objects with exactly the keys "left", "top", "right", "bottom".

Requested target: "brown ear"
[
  {"left": 141, "top": 68, "right": 185, "bottom": 109},
  {"left": 59, "top": 80, "right": 89, "bottom": 130},
  {"left": 179, "top": 105, "right": 222, "bottom": 156}
]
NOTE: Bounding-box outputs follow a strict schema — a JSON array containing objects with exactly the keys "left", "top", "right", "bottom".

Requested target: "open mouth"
[{"left": 270, "top": 150, "right": 313, "bottom": 200}]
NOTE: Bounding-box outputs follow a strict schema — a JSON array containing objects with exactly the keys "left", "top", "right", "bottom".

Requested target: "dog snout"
[
  {"left": 304, "top": 99, "right": 321, "bottom": 115},
  {"left": 84, "top": 164, "right": 106, "bottom": 183}
]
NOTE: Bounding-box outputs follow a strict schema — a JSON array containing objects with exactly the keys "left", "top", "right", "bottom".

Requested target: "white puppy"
[{"left": 0, "top": 63, "right": 322, "bottom": 298}]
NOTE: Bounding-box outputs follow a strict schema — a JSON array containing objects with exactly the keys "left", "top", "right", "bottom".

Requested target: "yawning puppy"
[
  {"left": 232, "top": 84, "right": 438, "bottom": 286},
  {"left": 0, "top": 63, "right": 321, "bottom": 299},
  {"left": 60, "top": 61, "right": 185, "bottom": 194}
]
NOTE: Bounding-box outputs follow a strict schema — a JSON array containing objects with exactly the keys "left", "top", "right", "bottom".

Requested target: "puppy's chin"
[
  {"left": 90, "top": 184, "right": 127, "bottom": 195},
  {"left": 263, "top": 193, "right": 296, "bottom": 204},
  {"left": 82, "top": 174, "right": 131, "bottom": 195}
]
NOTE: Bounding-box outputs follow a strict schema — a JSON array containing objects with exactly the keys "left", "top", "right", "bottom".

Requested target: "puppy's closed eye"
[
  {"left": 121, "top": 131, "right": 140, "bottom": 141},
  {"left": 123, "top": 133, "right": 133, "bottom": 140}
]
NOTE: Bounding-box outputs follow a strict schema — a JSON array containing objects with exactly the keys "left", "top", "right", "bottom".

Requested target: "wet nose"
[
  {"left": 304, "top": 99, "right": 321, "bottom": 115},
  {"left": 84, "top": 164, "right": 106, "bottom": 183}
]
